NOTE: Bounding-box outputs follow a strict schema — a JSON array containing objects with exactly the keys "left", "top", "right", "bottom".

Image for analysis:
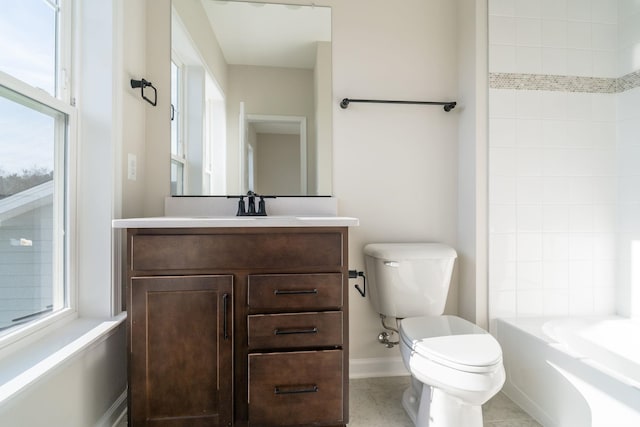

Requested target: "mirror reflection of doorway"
[{"left": 244, "top": 114, "right": 307, "bottom": 195}]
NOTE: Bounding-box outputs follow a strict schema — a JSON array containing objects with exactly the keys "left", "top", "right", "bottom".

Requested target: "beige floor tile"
[{"left": 349, "top": 376, "right": 542, "bottom": 427}]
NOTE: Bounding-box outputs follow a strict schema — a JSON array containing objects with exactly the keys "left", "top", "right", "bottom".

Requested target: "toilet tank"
[{"left": 363, "top": 243, "right": 457, "bottom": 318}]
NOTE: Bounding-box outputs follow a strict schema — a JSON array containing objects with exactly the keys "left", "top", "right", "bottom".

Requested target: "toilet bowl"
[
  {"left": 363, "top": 243, "right": 505, "bottom": 427},
  {"left": 398, "top": 316, "right": 505, "bottom": 427}
]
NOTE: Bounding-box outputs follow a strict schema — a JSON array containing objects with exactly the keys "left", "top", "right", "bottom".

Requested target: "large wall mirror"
[{"left": 171, "top": 0, "right": 332, "bottom": 196}]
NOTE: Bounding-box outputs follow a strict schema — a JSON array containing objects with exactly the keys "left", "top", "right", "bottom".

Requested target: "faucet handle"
[
  {"left": 257, "top": 197, "right": 267, "bottom": 216},
  {"left": 227, "top": 195, "right": 248, "bottom": 216},
  {"left": 236, "top": 196, "right": 246, "bottom": 216},
  {"left": 257, "top": 195, "right": 276, "bottom": 216}
]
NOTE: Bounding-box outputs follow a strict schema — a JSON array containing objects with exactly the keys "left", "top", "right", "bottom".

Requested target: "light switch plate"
[{"left": 128, "top": 153, "right": 137, "bottom": 181}]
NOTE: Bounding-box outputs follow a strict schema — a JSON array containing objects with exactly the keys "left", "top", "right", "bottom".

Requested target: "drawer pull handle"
[
  {"left": 274, "top": 385, "right": 319, "bottom": 395},
  {"left": 274, "top": 327, "right": 318, "bottom": 335},
  {"left": 274, "top": 289, "right": 318, "bottom": 295}
]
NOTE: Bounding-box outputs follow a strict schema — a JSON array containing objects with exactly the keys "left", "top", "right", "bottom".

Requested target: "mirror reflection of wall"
[
  {"left": 255, "top": 132, "right": 301, "bottom": 195},
  {"left": 245, "top": 114, "right": 307, "bottom": 195},
  {"left": 171, "top": 0, "right": 332, "bottom": 196}
]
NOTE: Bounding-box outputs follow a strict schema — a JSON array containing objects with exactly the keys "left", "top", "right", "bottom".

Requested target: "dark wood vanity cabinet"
[{"left": 126, "top": 227, "right": 349, "bottom": 427}]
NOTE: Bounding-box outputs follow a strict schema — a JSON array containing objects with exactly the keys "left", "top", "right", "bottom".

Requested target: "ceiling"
[{"left": 200, "top": 0, "right": 331, "bottom": 69}]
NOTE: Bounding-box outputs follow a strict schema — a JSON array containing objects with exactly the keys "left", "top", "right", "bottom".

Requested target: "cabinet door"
[{"left": 130, "top": 275, "right": 233, "bottom": 427}]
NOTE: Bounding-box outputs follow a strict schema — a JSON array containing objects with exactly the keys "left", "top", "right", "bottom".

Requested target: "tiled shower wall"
[{"left": 488, "top": 0, "right": 640, "bottom": 320}]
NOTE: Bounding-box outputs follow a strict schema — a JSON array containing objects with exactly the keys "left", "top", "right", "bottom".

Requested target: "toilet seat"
[
  {"left": 400, "top": 316, "right": 503, "bottom": 373},
  {"left": 411, "top": 335, "right": 502, "bottom": 373}
]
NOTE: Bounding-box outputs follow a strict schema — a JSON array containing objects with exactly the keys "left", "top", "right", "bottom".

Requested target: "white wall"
[
  {"left": 120, "top": 0, "right": 148, "bottom": 219},
  {"left": 331, "top": 0, "right": 459, "bottom": 362},
  {"left": 0, "top": 324, "right": 126, "bottom": 427},
  {"left": 142, "top": 0, "right": 171, "bottom": 216},
  {"left": 256, "top": 133, "right": 301, "bottom": 195},
  {"left": 456, "top": 0, "right": 489, "bottom": 329}
]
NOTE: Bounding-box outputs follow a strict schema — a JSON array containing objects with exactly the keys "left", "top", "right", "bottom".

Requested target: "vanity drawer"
[
  {"left": 248, "top": 312, "right": 343, "bottom": 350},
  {"left": 130, "top": 231, "right": 344, "bottom": 271},
  {"left": 248, "top": 273, "right": 343, "bottom": 313},
  {"left": 248, "top": 350, "right": 343, "bottom": 426}
]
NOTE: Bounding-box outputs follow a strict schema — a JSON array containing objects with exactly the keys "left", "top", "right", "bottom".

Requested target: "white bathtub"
[{"left": 496, "top": 316, "right": 640, "bottom": 427}]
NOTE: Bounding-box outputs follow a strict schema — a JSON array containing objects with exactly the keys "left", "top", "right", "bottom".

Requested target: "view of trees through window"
[{"left": 0, "top": 167, "right": 53, "bottom": 199}]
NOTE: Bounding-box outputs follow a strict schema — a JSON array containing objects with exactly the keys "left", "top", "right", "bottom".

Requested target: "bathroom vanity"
[{"left": 113, "top": 216, "right": 357, "bottom": 427}]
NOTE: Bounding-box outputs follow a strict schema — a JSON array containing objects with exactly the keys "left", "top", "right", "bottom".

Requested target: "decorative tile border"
[
  {"left": 618, "top": 69, "right": 640, "bottom": 92},
  {"left": 490, "top": 70, "right": 640, "bottom": 93}
]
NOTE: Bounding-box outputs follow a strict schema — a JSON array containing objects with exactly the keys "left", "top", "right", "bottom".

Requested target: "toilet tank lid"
[{"left": 364, "top": 243, "right": 457, "bottom": 260}]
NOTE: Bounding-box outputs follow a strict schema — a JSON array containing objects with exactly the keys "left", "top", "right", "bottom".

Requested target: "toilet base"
[
  {"left": 401, "top": 382, "right": 421, "bottom": 425},
  {"left": 401, "top": 380, "right": 483, "bottom": 427}
]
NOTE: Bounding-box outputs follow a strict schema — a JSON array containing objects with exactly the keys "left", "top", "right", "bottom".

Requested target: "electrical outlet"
[{"left": 128, "top": 153, "right": 137, "bottom": 181}]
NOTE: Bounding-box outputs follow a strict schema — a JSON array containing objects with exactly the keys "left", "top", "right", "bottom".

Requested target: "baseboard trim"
[
  {"left": 349, "top": 357, "right": 408, "bottom": 379},
  {"left": 95, "top": 388, "right": 127, "bottom": 427}
]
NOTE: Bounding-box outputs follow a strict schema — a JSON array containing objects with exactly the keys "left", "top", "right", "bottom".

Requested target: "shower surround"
[{"left": 488, "top": 0, "right": 640, "bottom": 322}]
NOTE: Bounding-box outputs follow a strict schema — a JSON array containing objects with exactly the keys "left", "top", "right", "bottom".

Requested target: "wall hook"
[{"left": 130, "top": 78, "right": 157, "bottom": 106}]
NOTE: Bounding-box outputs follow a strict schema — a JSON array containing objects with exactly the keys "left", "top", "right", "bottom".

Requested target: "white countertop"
[{"left": 112, "top": 216, "right": 359, "bottom": 229}]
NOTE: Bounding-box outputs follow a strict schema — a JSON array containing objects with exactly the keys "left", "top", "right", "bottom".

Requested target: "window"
[{"left": 0, "top": 0, "right": 73, "bottom": 339}]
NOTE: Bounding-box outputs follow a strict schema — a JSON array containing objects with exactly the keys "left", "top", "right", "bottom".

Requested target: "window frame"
[
  {"left": 171, "top": 56, "right": 187, "bottom": 195},
  {"left": 0, "top": 0, "right": 77, "bottom": 351}
]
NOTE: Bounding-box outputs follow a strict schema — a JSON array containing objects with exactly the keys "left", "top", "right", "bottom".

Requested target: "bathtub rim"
[{"left": 495, "top": 315, "right": 640, "bottom": 391}]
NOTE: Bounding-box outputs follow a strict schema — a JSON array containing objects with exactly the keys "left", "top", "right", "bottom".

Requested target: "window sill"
[{"left": 0, "top": 312, "right": 126, "bottom": 405}]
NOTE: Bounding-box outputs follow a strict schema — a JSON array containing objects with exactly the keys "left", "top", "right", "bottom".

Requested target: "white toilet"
[{"left": 364, "top": 243, "right": 505, "bottom": 427}]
